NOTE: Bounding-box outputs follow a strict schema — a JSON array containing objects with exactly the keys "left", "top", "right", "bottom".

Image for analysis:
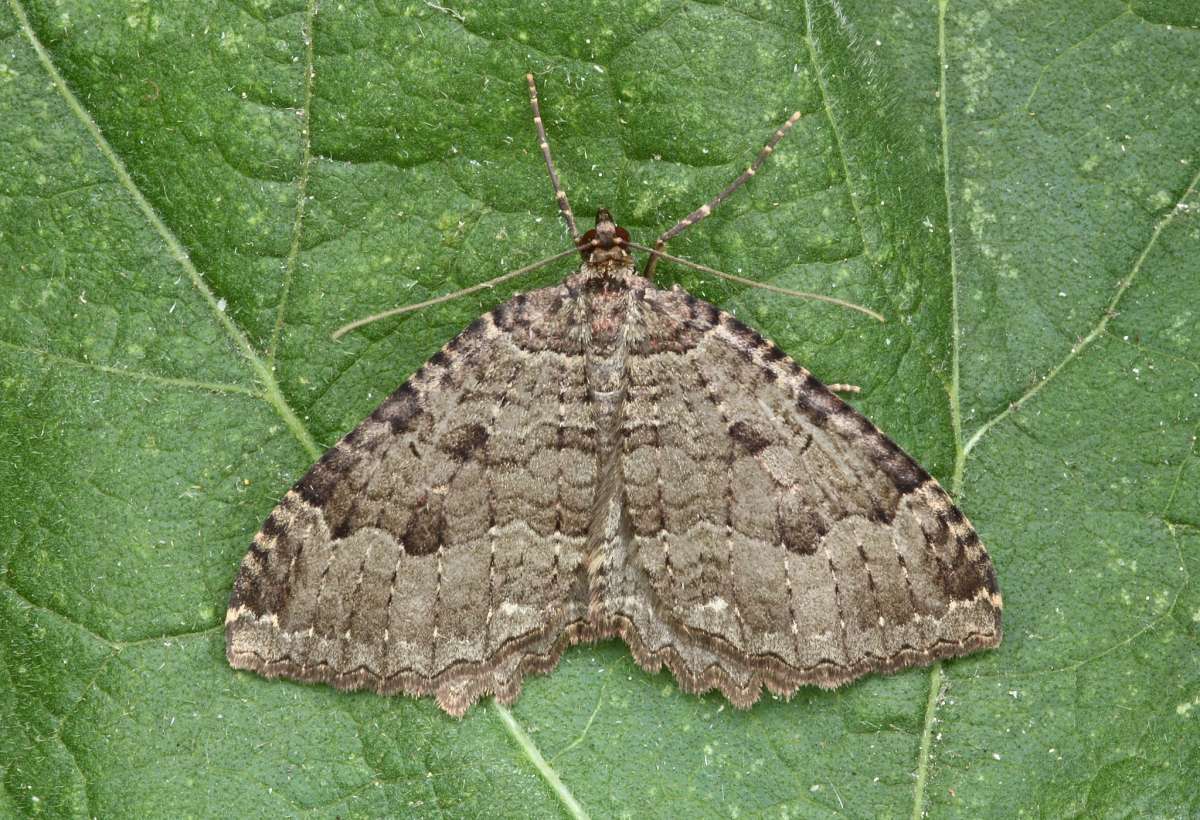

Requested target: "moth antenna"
[
  {"left": 644, "top": 110, "right": 804, "bottom": 279},
  {"left": 526, "top": 73, "right": 580, "bottom": 242},
  {"left": 331, "top": 245, "right": 586, "bottom": 340},
  {"left": 623, "top": 240, "right": 885, "bottom": 323}
]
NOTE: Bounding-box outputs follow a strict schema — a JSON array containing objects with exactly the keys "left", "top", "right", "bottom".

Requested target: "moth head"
[{"left": 578, "top": 208, "right": 633, "bottom": 269}]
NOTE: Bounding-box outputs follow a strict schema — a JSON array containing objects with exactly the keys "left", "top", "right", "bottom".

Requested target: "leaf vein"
[
  {"left": 801, "top": 0, "right": 952, "bottom": 436},
  {"left": 269, "top": 0, "right": 319, "bottom": 366},
  {"left": 963, "top": 164, "right": 1200, "bottom": 456},
  {"left": 0, "top": 341, "right": 260, "bottom": 398},
  {"left": 1022, "top": 10, "right": 1132, "bottom": 111},
  {"left": 8, "top": 0, "right": 321, "bottom": 461},
  {"left": 550, "top": 668, "right": 611, "bottom": 762},
  {"left": 2, "top": 580, "right": 120, "bottom": 651},
  {"left": 492, "top": 702, "right": 590, "bottom": 820},
  {"left": 802, "top": 0, "right": 875, "bottom": 261}
]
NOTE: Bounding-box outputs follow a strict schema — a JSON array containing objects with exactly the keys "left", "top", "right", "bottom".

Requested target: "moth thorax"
[{"left": 579, "top": 208, "right": 633, "bottom": 270}]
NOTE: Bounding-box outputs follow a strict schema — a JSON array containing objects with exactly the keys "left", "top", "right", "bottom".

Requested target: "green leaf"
[{"left": 2, "top": 0, "right": 1197, "bottom": 816}]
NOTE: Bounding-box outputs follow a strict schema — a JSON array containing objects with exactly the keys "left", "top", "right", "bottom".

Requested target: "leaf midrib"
[{"left": 909, "top": 0, "right": 957, "bottom": 813}]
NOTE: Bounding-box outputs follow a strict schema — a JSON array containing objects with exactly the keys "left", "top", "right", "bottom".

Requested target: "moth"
[{"left": 226, "top": 74, "right": 1002, "bottom": 717}]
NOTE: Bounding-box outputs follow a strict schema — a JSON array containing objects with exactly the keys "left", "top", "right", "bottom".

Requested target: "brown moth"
[{"left": 225, "top": 74, "right": 1002, "bottom": 717}]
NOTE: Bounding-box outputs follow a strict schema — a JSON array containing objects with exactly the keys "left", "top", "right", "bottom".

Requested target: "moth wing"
[
  {"left": 609, "top": 286, "right": 1001, "bottom": 706},
  {"left": 225, "top": 285, "right": 595, "bottom": 716}
]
